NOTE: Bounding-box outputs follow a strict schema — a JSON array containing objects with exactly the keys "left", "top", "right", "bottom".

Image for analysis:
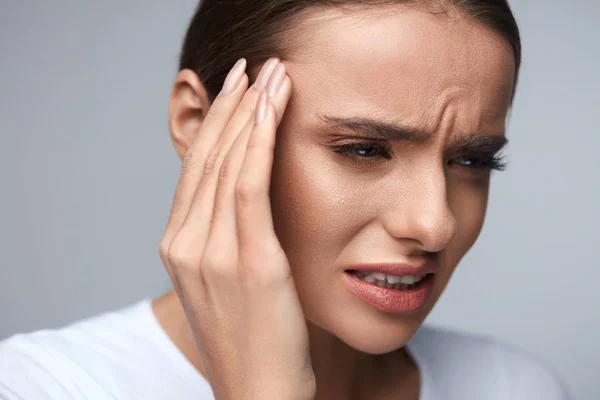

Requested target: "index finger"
[
  {"left": 236, "top": 75, "right": 293, "bottom": 258},
  {"left": 162, "top": 59, "right": 250, "bottom": 239}
]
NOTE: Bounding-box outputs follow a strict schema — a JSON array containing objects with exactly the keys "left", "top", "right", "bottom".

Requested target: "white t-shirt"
[{"left": 0, "top": 299, "right": 571, "bottom": 400}]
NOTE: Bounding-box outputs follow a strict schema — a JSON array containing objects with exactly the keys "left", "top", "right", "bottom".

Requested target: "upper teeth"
[{"left": 358, "top": 272, "right": 427, "bottom": 285}]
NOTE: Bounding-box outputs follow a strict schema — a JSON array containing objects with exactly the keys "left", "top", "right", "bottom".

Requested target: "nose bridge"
[{"left": 382, "top": 166, "right": 457, "bottom": 252}]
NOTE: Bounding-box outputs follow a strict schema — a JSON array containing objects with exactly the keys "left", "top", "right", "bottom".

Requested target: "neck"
[{"left": 151, "top": 290, "right": 419, "bottom": 400}]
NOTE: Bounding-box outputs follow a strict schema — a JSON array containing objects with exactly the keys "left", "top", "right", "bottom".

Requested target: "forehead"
[{"left": 283, "top": 5, "right": 515, "bottom": 135}]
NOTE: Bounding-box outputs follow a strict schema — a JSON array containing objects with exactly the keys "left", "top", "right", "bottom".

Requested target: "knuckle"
[
  {"left": 245, "top": 132, "right": 261, "bottom": 150},
  {"left": 240, "top": 247, "right": 290, "bottom": 283},
  {"left": 181, "top": 151, "right": 198, "bottom": 175},
  {"left": 204, "top": 146, "right": 224, "bottom": 176},
  {"left": 242, "top": 260, "right": 291, "bottom": 287},
  {"left": 260, "top": 239, "right": 286, "bottom": 261},
  {"left": 234, "top": 181, "right": 262, "bottom": 203},
  {"left": 158, "top": 237, "right": 171, "bottom": 263},
  {"left": 201, "top": 249, "right": 238, "bottom": 277},
  {"left": 218, "top": 155, "right": 233, "bottom": 179},
  {"left": 167, "top": 239, "right": 202, "bottom": 271}
]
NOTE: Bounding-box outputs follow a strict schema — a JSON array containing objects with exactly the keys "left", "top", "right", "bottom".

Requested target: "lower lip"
[{"left": 343, "top": 271, "right": 435, "bottom": 313}]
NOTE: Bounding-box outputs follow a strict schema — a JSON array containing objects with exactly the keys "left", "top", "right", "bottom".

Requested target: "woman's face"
[{"left": 269, "top": 6, "right": 515, "bottom": 354}]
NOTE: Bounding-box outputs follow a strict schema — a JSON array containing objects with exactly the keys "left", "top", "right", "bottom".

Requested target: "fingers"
[
  {"left": 169, "top": 58, "right": 282, "bottom": 275},
  {"left": 160, "top": 58, "right": 249, "bottom": 260},
  {"left": 204, "top": 58, "right": 281, "bottom": 179},
  {"left": 207, "top": 62, "right": 291, "bottom": 270},
  {"left": 236, "top": 74, "right": 292, "bottom": 267},
  {"left": 163, "top": 57, "right": 279, "bottom": 249}
]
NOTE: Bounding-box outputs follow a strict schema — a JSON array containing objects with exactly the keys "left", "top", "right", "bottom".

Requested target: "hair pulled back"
[{"left": 179, "top": 0, "right": 521, "bottom": 103}]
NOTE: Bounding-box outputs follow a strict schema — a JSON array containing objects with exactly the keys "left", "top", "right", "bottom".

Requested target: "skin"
[{"left": 154, "top": 5, "right": 515, "bottom": 400}]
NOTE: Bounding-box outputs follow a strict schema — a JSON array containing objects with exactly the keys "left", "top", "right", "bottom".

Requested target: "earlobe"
[{"left": 168, "top": 69, "right": 211, "bottom": 159}]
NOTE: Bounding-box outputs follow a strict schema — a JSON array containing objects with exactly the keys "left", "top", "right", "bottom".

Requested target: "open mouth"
[{"left": 345, "top": 270, "right": 434, "bottom": 291}]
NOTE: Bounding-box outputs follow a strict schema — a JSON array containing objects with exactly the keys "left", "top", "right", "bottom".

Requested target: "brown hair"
[{"left": 179, "top": 0, "right": 521, "bottom": 103}]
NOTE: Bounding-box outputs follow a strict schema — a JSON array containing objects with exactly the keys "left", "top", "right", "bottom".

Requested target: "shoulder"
[
  {"left": 408, "top": 324, "right": 572, "bottom": 400},
  {"left": 0, "top": 299, "right": 167, "bottom": 400}
]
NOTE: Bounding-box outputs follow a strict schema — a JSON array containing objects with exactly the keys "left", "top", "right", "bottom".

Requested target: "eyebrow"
[{"left": 317, "top": 113, "right": 509, "bottom": 153}]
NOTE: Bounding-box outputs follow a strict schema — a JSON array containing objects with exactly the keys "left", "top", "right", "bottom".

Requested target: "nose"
[{"left": 381, "top": 172, "right": 458, "bottom": 253}]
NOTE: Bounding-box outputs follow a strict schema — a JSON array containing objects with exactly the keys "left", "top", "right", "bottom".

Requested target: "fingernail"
[
  {"left": 266, "top": 63, "right": 286, "bottom": 98},
  {"left": 253, "top": 58, "right": 280, "bottom": 90},
  {"left": 255, "top": 90, "right": 268, "bottom": 124},
  {"left": 221, "top": 58, "right": 247, "bottom": 95}
]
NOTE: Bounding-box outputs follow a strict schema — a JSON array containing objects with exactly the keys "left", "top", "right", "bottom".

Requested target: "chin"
[
  {"left": 344, "top": 333, "right": 417, "bottom": 355},
  {"left": 343, "top": 314, "right": 427, "bottom": 354},
  {"left": 307, "top": 300, "right": 430, "bottom": 355}
]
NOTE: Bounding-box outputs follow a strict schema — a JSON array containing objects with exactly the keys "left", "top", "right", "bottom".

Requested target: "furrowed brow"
[
  {"left": 318, "top": 113, "right": 508, "bottom": 152},
  {"left": 317, "top": 113, "right": 433, "bottom": 143},
  {"left": 453, "top": 135, "right": 508, "bottom": 153}
]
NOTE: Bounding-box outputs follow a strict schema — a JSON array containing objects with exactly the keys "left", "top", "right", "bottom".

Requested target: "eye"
[
  {"left": 330, "top": 141, "right": 393, "bottom": 163},
  {"left": 330, "top": 141, "right": 508, "bottom": 172},
  {"left": 450, "top": 152, "right": 508, "bottom": 171}
]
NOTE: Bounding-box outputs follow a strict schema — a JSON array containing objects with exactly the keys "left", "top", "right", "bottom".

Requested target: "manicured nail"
[
  {"left": 253, "top": 58, "right": 280, "bottom": 90},
  {"left": 266, "top": 63, "right": 286, "bottom": 98},
  {"left": 221, "top": 58, "right": 247, "bottom": 95},
  {"left": 255, "top": 90, "right": 268, "bottom": 125}
]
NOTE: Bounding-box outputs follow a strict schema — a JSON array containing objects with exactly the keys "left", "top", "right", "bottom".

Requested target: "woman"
[{"left": 0, "top": 1, "right": 571, "bottom": 399}]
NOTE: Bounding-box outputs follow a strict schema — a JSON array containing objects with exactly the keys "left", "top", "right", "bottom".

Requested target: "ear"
[{"left": 168, "top": 69, "right": 212, "bottom": 159}]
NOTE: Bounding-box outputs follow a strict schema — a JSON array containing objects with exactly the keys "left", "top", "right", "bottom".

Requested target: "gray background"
[{"left": 0, "top": 1, "right": 598, "bottom": 399}]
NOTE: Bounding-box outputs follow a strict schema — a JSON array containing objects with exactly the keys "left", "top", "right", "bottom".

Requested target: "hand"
[{"left": 158, "top": 57, "right": 316, "bottom": 400}]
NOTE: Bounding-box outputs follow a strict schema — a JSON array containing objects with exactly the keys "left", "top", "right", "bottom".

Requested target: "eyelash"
[{"left": 330, "top": 141, "right": 508, "bottom": 171}]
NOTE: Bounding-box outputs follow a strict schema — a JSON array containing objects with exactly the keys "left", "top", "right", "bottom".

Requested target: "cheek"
[{"left": 269, "top": 139, "right": 355, "bottom": 267}]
